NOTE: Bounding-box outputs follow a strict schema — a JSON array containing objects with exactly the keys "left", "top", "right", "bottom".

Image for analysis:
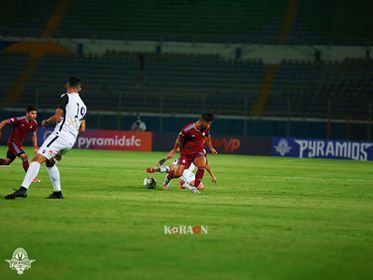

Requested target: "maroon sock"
[
  {"left": 194, "top": 167, "right": 205, "bottom": 187},
  {"left": 0, "top": 158, "right": 12, "bottom": 165},
  {"left": 22, "top": 157, "right": 29, "bottom": 172},
  {"left": 166, "top": 170, "right": 175, "bottom": 180}
]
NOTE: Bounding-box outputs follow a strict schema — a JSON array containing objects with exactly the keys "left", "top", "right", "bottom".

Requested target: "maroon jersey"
[
  {"left": 8, "top": 116, "right": 38, "bottom": 146},
  {"left": 178, "top": 122, "right": 210, "bottom": 155}
]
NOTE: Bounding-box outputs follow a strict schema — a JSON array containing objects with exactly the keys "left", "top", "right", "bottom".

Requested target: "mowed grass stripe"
[{"left": 0, "top": 147, "right": 372, "bottom": 279}]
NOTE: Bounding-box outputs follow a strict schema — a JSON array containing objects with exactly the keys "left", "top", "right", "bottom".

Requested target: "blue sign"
[
  {"left": 37, "top": 127, "right": 54, "bottom": 146},
  {"left": 272, "top": 137, "right": 373, "bottom": 161}
]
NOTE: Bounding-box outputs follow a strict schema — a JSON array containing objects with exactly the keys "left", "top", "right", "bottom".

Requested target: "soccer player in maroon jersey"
[
  {"left": 0, "top": 106, "right": 39, "bottom": 176},
  {"left": 163, "top": 113, "right": 217, "bottom": 192}
]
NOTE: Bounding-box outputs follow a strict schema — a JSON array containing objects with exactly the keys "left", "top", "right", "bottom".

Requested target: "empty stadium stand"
[
  {"left": 0, "top": 52, "right": 371, "bottom": 120},
  {"left": 0, "top": 0, "right": 56, "bottom": 37},
  {"left": 13, "top": 53, "right": 265, "bottom": 116},
  {"left": 290, "top": 0, "right": 372, "bottom": 45},
  {"left": 267, "top": 58, "right": 373, "bottom": 120},
  {"left": 1, "top": 0, "right": 371, "bottom": 45},
  {"left": 0, "top": 54, "right": 28, "bottom": 96}
]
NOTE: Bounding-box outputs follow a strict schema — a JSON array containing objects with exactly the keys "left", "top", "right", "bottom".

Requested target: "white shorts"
[
  {"left": 182, "top": 169, "right": 195, "bottom": 184},
  {"left": 172, "top": 158, "right": 196, "bottom": 173},
  {"left": 38, "top": 132, "right": 75, "bottom": 160}
]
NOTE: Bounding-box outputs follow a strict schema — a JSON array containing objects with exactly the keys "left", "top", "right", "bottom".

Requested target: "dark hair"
[
  {"left": 67, "top": 76, "right": 81, "bottom": 87},
  {"left": 26, "top": 105, "right": 37, "bottom": 112},
  {"left": 200, "top": 113, "right": 214, "bottom": 122}
]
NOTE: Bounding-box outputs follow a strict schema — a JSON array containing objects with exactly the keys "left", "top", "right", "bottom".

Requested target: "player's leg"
[
  {"left": 180, "top": 169, "right": 204, "bottom": 192},
  {"left": 197, "top": 182, "right": 205, "bottom": 190},
  {"left": 0, "top": 157, "right": 13, "bottom": 165},
  {"left": 147, "top": 158, "right": 179, "bottom": 173},
  {"left": 146, "top": 165, "right": 171, "bottom": 174},
  {"left": 18, "top": 151, "right": 29, "bottom": 172},
  {"left": 4, "top": 153, "right": 47, "bottom": 199},
  {"left": 42, "top": 137, "right": 72, "bottom": 198},
  {"left": 0, "top": 149, "right": 16, "bottom": 166},
  {"left": 193, "top": 155, "right": 207, "bottom": 188},
  {"left": 164, "top": 163, "right": 186, "bottom": 190},
  {"left": 5, "top": 133, "right": 62, "bottom": 199},
  {"left": 17, "top": 150, "right": 42, "bottom": 182},
  {"left": 21, "top": 153, "right": 46, "bottom": 187},
  {"left": 46, "top": 158, "right": 63, "bottom": 199},
  {"left": 18, "top": 152, "right": 41, "bottom": 182},
  {"left": 179, "top": 169, "right": 192, "bottom": 189},
  {"left": 182, "top": 180, "right": 205, "bottom": 191}
]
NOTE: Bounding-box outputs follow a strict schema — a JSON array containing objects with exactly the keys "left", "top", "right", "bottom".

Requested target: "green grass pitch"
[{"left": 0, "top": 147, "right": 373, "bottom": 279}]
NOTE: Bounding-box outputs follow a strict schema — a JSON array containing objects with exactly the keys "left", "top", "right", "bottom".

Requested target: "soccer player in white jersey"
[
  {"left": 5, "top": 76, "right": 87, "bottom": 199},
  {"left": 146, "top": 149, "right": 217, "bottom": 192}
]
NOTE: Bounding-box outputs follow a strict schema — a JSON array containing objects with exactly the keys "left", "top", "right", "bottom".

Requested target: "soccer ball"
[{"left": 143, "top": 177, "right": 157, "bottom": 189}]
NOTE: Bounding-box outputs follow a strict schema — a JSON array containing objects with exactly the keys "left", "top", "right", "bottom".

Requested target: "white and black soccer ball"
[{"left": 143, "top": 177, "right": 157, "bottom": 189}]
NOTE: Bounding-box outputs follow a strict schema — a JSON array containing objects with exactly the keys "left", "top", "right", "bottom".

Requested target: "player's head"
[
  {"left": 26, "top": 105, "right": 37, "bottom": 121},
  {"left": 199, "top": 113, "right": 214, "bottom": 129},
  {"left": 65, "top": 76, "right": 82, "bottom": 93}
]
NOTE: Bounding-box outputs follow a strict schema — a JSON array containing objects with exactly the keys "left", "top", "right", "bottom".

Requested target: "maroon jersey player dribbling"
[
  {"left": 178, "top": 123, "right": 210, "bottom": 168},
  {"left": 0, "top": 106, "right": 39, "bottom": 174},
  {"left": 163, "top": 113, "right": 217, "bottom": 191}
]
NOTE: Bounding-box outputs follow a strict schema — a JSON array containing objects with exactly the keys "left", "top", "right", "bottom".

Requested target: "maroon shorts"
[
  {"left": 7, "top": 141, "right": 25, "bottom": 159},
  {"left": 178, "top": 150, "right": 206, "bottom": 169}
]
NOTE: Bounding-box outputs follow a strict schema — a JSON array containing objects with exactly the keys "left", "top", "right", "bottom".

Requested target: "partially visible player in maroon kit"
[
  {"left": 163, "top": 113, "right": 217, "bottom": 191},
  {"left": 0, "top": 106, "right": 39, "bottom": 177}
]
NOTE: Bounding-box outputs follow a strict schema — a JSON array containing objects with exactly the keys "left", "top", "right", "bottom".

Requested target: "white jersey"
[
  {"left": 172, "top": 159, "right": 195, "bottom": 173},
  {"left": 38, "top": 92, "right": 87, "bottom": 160},
  {"left": 54, "top": 92, "right": 87, "bottom": 140},
  {"left": 172, "top": 159, "right": 196, "bottom": 184}
]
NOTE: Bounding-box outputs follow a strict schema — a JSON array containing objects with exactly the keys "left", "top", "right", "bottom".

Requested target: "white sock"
[
  {"left": 21, "top": 162, "right": 41, "bottom": 189},
  {"left": 47, "top": 165, "right": 61, "bottom": 192},
  {"left": 183, "top": 182, "right": 195, "bottom": 191},
  {"left": 159, "top": 166, "right": 170, "bottom": 173}
]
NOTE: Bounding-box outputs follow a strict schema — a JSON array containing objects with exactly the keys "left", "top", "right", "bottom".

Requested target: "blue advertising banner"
[
  {"left": 272, "top": 137, "right": 373, "bottom": 161},
  {"left": 37, "top": 128, "right": 54, "bottom": 146}
]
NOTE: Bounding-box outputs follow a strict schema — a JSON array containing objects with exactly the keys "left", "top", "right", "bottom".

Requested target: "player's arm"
[
  {"left": 0, "top": 119, "right": 11, "bottom": 130},
  {"left": 167, "top": 136, "right": 182, "bottom": 159},
  {"left": 156, "top": 147, "right": 180, "bottom": 166},
  {"left": 0, "top": 119, "right": 11, "bottom": 140},
  {"left": 205, "top": 163, "right": 217, "bottom": 184},
  {"left": 79, "top": 119, "right": 86, "bottom": 134},
  {"left": 206, "top": 135, "right": 218, "bottom": 155},
  {"left": 32, "top": 130, "right": 38, "bottom": 152},
  {"left": 157, "top": 129, "right": 184, "bottom": 166},
  {"left": 42, "top": 94, "right": 68, "bottom": 127},
  {"left": 41, "top": 108, "right": 64, "bottom": 127}
]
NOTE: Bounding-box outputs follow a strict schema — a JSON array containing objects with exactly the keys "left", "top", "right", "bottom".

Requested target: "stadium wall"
[
  {"left": 0, "top": 37, "right": 371, "bottom": 63},
  {"left": 2, "top": 127, "right": 373, "bottom": 161},
  {"left": 0, "top": 111, "right": 371, "bottom": 142}
]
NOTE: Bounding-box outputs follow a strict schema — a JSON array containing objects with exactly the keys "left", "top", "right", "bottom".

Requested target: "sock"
[
  {"left": 0, "top": 158, "right": 10, "bottom": 165},
  {"left": 194, "top": 168, "right": 205, "bottom": 188},
  {"left": 47, "top": 165, "right": 61, "bottom": 192},
  {"left": 158, "top": 166, "right": 170, "bottom": 173},
  {"left": 166, "top": 170, "right": 176, "bottom": 181},
  {"left": 21, "top": 162, "right": 41, "bottom": 189},
  {"left": 22, "top": 157, "right": 29, "bottom": 172},
  {"left": 183, "top": 182, "right": 195, "bottom": 191}
]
